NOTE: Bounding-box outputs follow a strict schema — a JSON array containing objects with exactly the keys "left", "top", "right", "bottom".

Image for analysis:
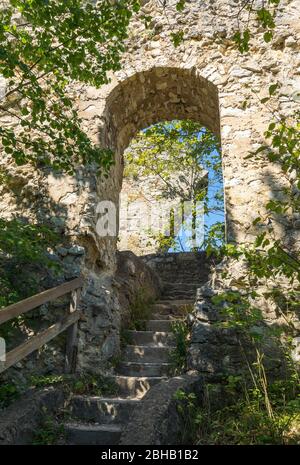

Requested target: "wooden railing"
[{"left": 0, "top": 276, "right": 84, "bottom": 374}]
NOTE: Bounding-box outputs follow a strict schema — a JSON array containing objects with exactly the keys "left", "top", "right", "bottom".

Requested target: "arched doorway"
[{"left": 98, "top": 66, "right": 225, "bottom": 251}]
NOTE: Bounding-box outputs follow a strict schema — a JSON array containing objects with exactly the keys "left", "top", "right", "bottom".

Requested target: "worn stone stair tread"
[
  {"left": 63, "top": 422, "right": 122, "bottom": 445},
  {"left": 64, "top": 422, "right": 122, "bottom": 430},
  {"left": 117, "top": 361, "right": 172, "bottom": 376},
  {"left": 123, "top": 345, "right": 171, "bottom": 363},
  {"left": 156, "top": 299, "right": 194, "bottom": 305},
  {"left": 112, "top": 375, "right": 167, "bottom": 381},
  {"left": 145, "top": 319, "right": 176, "bottom": 331},
  {"left": 151, "top": 313, "right": 185, "bottom": 320},
  {"left": 109, "top": 375, "right": 167, "bottom": 398},
  {"left": 125, "top": 330, "right": 175, "bottom": 346},
  {"left": 163, "top": 281, "right": 200, "bottom": 287},
  {"left": 126, "top": 329, "right": 174, "bottom": 335},
  {"left": 142, "top": 318, "right": 182, "bottom": 322},
  {"left": 71, "top": 395, "right": 140, "bottom": 403},
  {"left": 68, "top": 396, "right": 140, "bottom": 424},
  {"left": 118, "top": 362, "right": 172, "bottom": 368},
  {"left": 162, "top": 294, "right": 195, "bottom": 300},
  {"left": 124, "top": 344, "right": 171, "bottom": 350}
]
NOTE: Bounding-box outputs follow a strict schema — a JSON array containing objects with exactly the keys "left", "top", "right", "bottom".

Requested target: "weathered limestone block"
[
  {"left": 0, "top": 387, "right": 66, "bottom": 445},
  {"left": 120, "top": 372, "right": 203, "bottom": 445}
]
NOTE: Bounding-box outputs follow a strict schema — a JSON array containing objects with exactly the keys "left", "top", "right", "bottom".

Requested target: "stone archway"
[
  {"left": 98, "top": 66, "right": 223, "bottom": 251},
  {"left": 101, "top": 67, "right": 220, "bottom": 154},
  {"left": 98, "top": 67, "right": 222, "bottom": 255}
]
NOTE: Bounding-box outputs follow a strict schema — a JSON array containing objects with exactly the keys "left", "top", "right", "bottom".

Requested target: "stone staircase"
[{"left": 58, "top": 253, "right": 210, "bottom": 444}]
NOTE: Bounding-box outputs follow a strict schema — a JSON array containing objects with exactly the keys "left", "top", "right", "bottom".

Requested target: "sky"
[{"left": 169, "top": 138, "right": 225, "bottom": 252}]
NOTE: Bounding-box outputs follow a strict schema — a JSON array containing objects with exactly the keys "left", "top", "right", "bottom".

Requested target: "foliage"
[
  {"left": 125, "top": 120, "right": 220, "bottom": 201},
  {"left": 29, "top": 374, "right": 65, "bottom": 388},
  {"left": 69, "top": 373, "right": 119, "bottom": 397},
  {"left": 146, "top": 1, "right": 282, "bottom": 51},
  {"left": 31, "top": 415, "right": 65, "bottom": 445},
  {"left": 29, "top": 372, "right": 119, "bottom": 397},
  {"left": 120, "top": 327, "right": 133, "bottom": 349},
  {"left": 175, "top": 370, "right": 300, "bottom": 445},
  {"left": 216, "top": 94, "right": 300, "bottom": 317},
  {"left": 173, "top": 286, "right": 300, "bottom": 445},
  {"left": 0, "top": 379, "right": 24, "bottom": 409},
  {"left": 232, "top": 0, "right": 281, "bottom": 52},
  {"left": 0, "top": 217, "right": 61, "bottom": 313},
  {"left": 0, "top": 0, "right": 140, "bottom": 172},
  {"left": 124, "top": 120, "right": 224, "bottom": 251},
  {"left": 170, "top": 319, "right": 190, "bottom": 375},
  {"left": 174, "top": 389, "right": 201, "bottom": 444}
]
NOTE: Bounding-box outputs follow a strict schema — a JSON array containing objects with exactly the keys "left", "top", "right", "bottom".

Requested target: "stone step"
[
  {"left": 111, "top": 375, "right": 165, "bottom": 398},
  {"left": 163, "top": 282, "right": 200, "bottom": 290},
  {"left": 159, "top": 272, "right": 204, "bottom": 279},
  {"left": 123, "top": 345, "right": 170, "bottom": 363},
  {"left": 117, "top": 362, "right": 172, "bottom": 377},
  {"left": 163, "top": 288, "right": 196, "bottom": 295},
  {"left": 126, "top": 330, "right": 175, "bottom": 346},
  {"left": 162, "top": 276, "right": 202, "bottom": 287},
  {"left": 68, "top": 396, "right": 140, "bottom": 424},
  {"left": 162, "top": 292, "right": 196, "bottom": 300},
  {"left": 64, "top": 423, "right": 122, "bottom": 445},
  {"left": 145, "top": 320, "right": 175, "bottom": 331},
  {"left": 152, "top": 313, "right": 187, "bottom": 320},
  {"left": 154, "top": 299, "right": 194, "bottom": 309},
  {"left": 151, "top": 303, "right": 193, "bottom": 318},
  {"left": 162, "top": 286, "right": 197, "bottom": 298}
]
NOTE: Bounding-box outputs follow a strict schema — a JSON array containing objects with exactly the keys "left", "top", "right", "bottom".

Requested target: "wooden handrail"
[
  {"left": 0, "top": 277, "right": 84, "bottom": 374},
  {"left": 0, "top": 276, "right": 84, "bottom": 325}
]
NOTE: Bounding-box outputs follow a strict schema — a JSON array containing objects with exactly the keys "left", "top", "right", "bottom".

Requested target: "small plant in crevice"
[
  {"left": 31, "top": 415, "right": 65, "bottom": 445},
  {"left": 0, "top": 380, "right": 24, "bottom": 409},
  {"left": 30, "top": 372, "right": 119, "bottom": 397},
  {"left": 169, "top": 319, "right": 190, "bottom": 375},
  {"left": 29, "top": 374, "right": 65, "bottom": 389},
  {"left": 120, "top": 327, "right": 133, "bottom": 349},
  {"left": 69, "top": 373, "right": 119, "bottom": 397},
  {"left": 173, "top": 388, "right": 202, "bottom": 444}
]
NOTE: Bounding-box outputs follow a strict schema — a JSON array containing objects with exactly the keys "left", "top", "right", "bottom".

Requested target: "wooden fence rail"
[{"left": 0, "top": 276, "right": 84, "bottom": 374}]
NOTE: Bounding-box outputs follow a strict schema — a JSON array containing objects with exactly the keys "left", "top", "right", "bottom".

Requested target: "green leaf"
[
  {"left": 269, "top": 83, "right": 278, "bottom": 96},
  {"left": 264, "top": 31, "right": 273, "bottom": 43},
  {"left": 171, "top": 31, "right": 184, "bottom": 47}
]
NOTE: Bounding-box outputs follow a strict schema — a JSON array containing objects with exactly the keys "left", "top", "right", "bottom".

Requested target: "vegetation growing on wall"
[
  {"left": 169, "top": 319, "right": 190, "bottom": 375},
  {"left": 0, "top": 218, "right": 60, "bottom": 309},
  {"left": 0, "top": 0, "right": 141, "bottom": 172}
]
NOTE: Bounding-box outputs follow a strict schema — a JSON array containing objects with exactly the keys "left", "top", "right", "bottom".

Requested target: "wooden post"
[{"left": 65, "top": 288, "right": 81, "bottom": 374}]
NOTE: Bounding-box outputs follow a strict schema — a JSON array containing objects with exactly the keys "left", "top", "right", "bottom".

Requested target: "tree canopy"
[
  {"left": 0, "top": 0, "right": 140, "bottom": 172},
  {"left": 124, "top": 120, "right": 225, "bottom": 251}
]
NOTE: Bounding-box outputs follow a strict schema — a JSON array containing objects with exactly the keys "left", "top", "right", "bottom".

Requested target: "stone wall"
[
  {"left": 115, "top": 250, "right": 162, "bottom": 328},
  {"left": 188, "top": 258, "right": 300, "bottom": 378},
  {"left": 0, "top": 0, "right": 299, "bottom": 372}
]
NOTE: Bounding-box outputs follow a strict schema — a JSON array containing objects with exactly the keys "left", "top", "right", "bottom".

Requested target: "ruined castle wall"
[{"left": 0, "top": 0, "right": 299, "bottom": 372}]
